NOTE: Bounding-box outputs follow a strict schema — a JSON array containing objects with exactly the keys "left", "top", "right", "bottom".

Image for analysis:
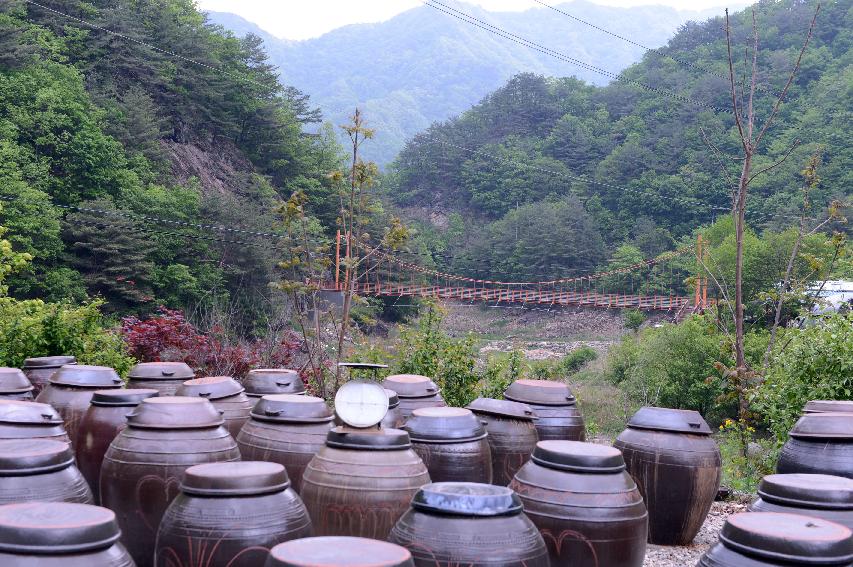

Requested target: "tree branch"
[
  {"left": 747, "top": 139, "right": 801, "bottom": 185},
  {"left": 725, "top": 8, "right": 747, "bottom": 149}
]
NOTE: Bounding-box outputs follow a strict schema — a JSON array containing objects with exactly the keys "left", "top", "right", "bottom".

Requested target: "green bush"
[{"left": 560, "top": 346, "right": 598, "bottom": 374}]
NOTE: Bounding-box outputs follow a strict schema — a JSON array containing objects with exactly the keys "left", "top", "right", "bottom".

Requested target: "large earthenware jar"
[
  {"left": 236, "top": 394, "right": 334, "bottom": 493},
  {"left": 389, "top": 482, "right": 549, "bottom": 567},
  {"left": 300, "top": 427, "right": 430, "bottom": 539},
  {"left": 0, "top": 502, "right": 134, "bottom": 566},
  {"left": 504, "top": 379, "right": 586, "bottom": 441},
  {"left": 749, "top": 474, "right": 853, "bottom": 530},
  {"left": 0, "top": 368, "right": 34, "bottom": 401},
  {"left": 100, "top": 396, "right": 241, "bottom": 566},
  {"left": 382, "top": 389, "right": 406, "bottom": 429},
  {"left": 244, "top": 369, "right": 305, "bottom": 407},
  {"left": 777, "top": 413, "right": 853, "bottom": 479},
  {"left": 76, "top": 389, "right": 159, "bottom": 504},
  {"left": 510, "top": 440, "right": 648, "bottom": 566},
  {"left": 36, "top": 365, "right": 123, "bottom": 445},
  {"left": 0, "top": 438, "right": 93, "bottom": 505},
  {"left": 155, "top": 461, "right": 312, "bottom": 567},
  {"left": 467, "top": 397, "right": 538, "bottom": 485},
  {"left": 176, "top": 376, "right": 253, "bottom": 439},
  {"left": 804, "top": 400, "right": 853, "bottom": 414},
  {"left": 126, "top": 362, "right": 194, "bottom": 396},
  {"left": 614, "top": 407, "right": 721, "bottom": 545},
  {"left": 382, "top": 375, "right": 446, "bottom": 419},
  {"left": 265, "top": 537, "right": 415, "bottom": 567},
  {"left": 404, "top": 407, "right": 492, "bottom": 484},
  {"left": 698, "top": 512, "right": 853, "bottom": 566},
  {"left": 22, "top": 355, "right": 76, "bottom": 396},
  {"left": 0, "top": 400, "right": 70, "bottom": 442}
]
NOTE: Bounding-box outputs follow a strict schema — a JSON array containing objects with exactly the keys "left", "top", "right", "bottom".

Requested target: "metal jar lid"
[
  {"left": 48, "top": 365, "right": 123, "bottom": 389},
  {"left": 251, "top": 394, "right": 333, "bottom": 423},
  {"left": 125, "top": 397, "right": 224, "bottom": 429},
  {"left": 719, "top": 512, "right": 853, "bottom": 564},
  {"left": 467, "top": 397, "right": 536, "bottom": 420},
  {"left": 22, "top": 356, "right": 76, "bottom": 370},
  {"left": 267, "top": 537, "right": 414, "bottom": 567},
  {"left": 0, "top": 439, "right": 74, "bottom": 475},
  {"left": 385, "top": 388, "right": 400, "bottom": 409},
  {"left": 532, "top": 440, "right": 626, "bottom": 473},
  {"left": 0, "top": 502, "right": 121, "bottom": 554},
  {"left": 325, "top": 426, "right": 412, "bottom": 450},
  {"left": 0, "top": 368, "right": 34, "bottom": 394},
  {"left": 244, "top": 369, "right": 304, "bottom": 397},
  {"left": 411, "top": 482, "right": 523, "bottom": 517},
  {"left": 127, "top": 361, "right": 194, "bottom": 381},
  {"left": 382, "top": 374, "right": 440, "bottom": 399},
  {"left": 789, "top": 413, "right": 853, "bottom": 439},
  {"left": 758, "top": 474, "right": 853, "bottom": 510},
  {"left": 181, "top": 461, "right": 290, "bottom": 496},
  {"left": 626, "top": 406, "right": 712, "bottom": 435},
  {"left": 90, "top": 389, "right": 159, "bottom": 407},
  {"left": 504, "top": 379, "right": 577, "bottom": 406},
  {"left": 404, "top": 407, "right": 486, "bottom": 443},
  {"left": 0, "top": 400, "right": 63, "bottom": 425},
  {"left": 176, "top": 376, "right": 245, "bottom": 400}
]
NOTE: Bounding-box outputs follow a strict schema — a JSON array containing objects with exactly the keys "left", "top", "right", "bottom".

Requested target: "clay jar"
[
  {"left": 36, "top": 364, "right": 123, "bottom": 445},
  {"left": 244, "top": 368, "right": 305, "bottom": 406},
  {"left": 510, "top": 440, "right": 648, "bottom": 567},
  {"left": 404, "top": 407, "right": 492, "bottom": 483},
  {"left": 504, "top": 379, "right": 586, "bottom": 441},
  {"left": 389, "top": 482, "right": 550, "bottom": 567},
  {"left": 614, "top": 407, "right": 721, "bottom": 545},
  {"left": 0, "top": 368, "right": 34, "bottom": 401},
  {"left": 100, "top": 396, "right": 241, "bottom": 567},
  {"left": 155, "top": 461, "right": 313, "bottom": 567},
  {"left": 467, "top": 397, "right": 539, "bottom": 485},
  {"left": 22, "top": 355, "right": 76, "bottom": 396},
  {"left": 237, "top": 394, "right": 334, "bottom": 493},
  {"left": 76, "top": 388, "right": 159, "bottom": 504},
  {"left": 804, "top": 400, "right": 853, "bottom": 414},
  {"left": 0, "top": 502, "right": 134, "bottom": 566},
  {"left": 176, "top": 376, "right": 253, "bottom": 439},
  {"left": 300, "top": 427, "right": 431, "bottom": 539},
  {"left": 127, "top": 361, "right": 194, "bottom": 396},
  {"left": 382, "top": 374, "right": 446, "bottom": 419},
  {"left": 0, "top": 400, "right": 70, "bottom": 443},
  {"left": 382, "top": 389, "right": 406, "bottom": 429},
  {"left": 777, "top": 413, "right": 853, "bottom": 479},
  {"left": 0, "top": 438, "right": 93, "bottom": 505},
  {"left": 266, "top": 537, "right": 415, "bottom": 567},
  {"left": 749, "top": 474, "right": 853, "bottom": 530},
  {"left": 698, "top": 512, "right": 853, "bottom": 566}
]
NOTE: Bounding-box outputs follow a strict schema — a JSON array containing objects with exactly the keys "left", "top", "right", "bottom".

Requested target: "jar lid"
[
  {"left": 385, "top": 389, "right": 400, "bottom": 409},
  {"left": 176, "top": 376, "right": 245, "bottom": 400},
  {"left": 0, "top": 368, "right": 34, "bottom": 394},
  {"left": 0, "top": 502, "right": 121, "bottom": 554},
  {"left": 466, "top": 397, "right": 536, "bottom": 420},
  {"left": 48, "top": 365, "right": 123, "bottom": 388},
  {"left": 532, "top": 440, "right": 626, "bottom": 473},
  {"left": 0, "top": 400, "right": 63, "bottom": 425},
  {"left": 404, "top": 407, "right": 486, "bottom": 442},
  {"left": 626, "top": 407, "right": 712, "bottom": 435},
  {"left": 758, "top": 474, "right": 853, "bottom": 510},
  {"left": 244, "top": 369, "right": 304, "bottom": 397},
  {"left": 126, "top": 397, "right": 224, "bottom": 429},
  {"left": 504, "top": 379, "right": 576, "bottom": 406},
  {"left": 268, "top": 537, "right": 413, "bottom": 567},
  {"left": 382, "top": 374, "right": 440, "bottom": 398},
  {"left": 181, "top": 461, "right": 290, "bottom": 496},
  {"left": 251, "top": 394, "right": 333, "bottom": 423},
  {"left": 127, "top": 361, "right": 194, "bottom": 381},
  {"left": 411, "top": 482, "right": 523, "bottom": 517},
  {"left": 804, "top": 400, "right": 853, "bottom": 414},
  {"left": 90, "top": 389, "right": 159, "bottom": 407},
  {"left": 325, "top": 426, "right": 411, "bottom": 450},
  {"left": 719, "top": 512, "right": 853, "bottom": 564},
  {"left": 22, "top": 356, "right": 76, "bottom": 369},
  {"left": 0, "top": 439, "right": 73, "bottom": 475},
  {"left": 789, "top": 413, "right": 853, "bottom": 439}
]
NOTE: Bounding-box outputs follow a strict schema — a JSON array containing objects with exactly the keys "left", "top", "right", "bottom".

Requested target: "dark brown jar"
[
  {"left": 504, "top": 379, "right": 586, "bottom": 441},
  {"left": 0, "top": 438, "right": 93, "bottom": 505},
  {"left": 804, "top": 400, "right": 853, "bottom": 414},
  {"left": 244, "top": 368, "right": 305, "bottom": 406},
  {"left": 777, "top": 413, "right": 853, "bottom": 479},
  {"left": 36, "top": 364, "right": 124, "bottom": 445},
  {"left": 0, "top": 501, "right": 134, "bottom": 566},
  {"left": 0, "top": 400, "right": 70, "bottom": 442},
  {"left": 0, "top": 368, "right": 34, "bottom": 401},
  {"left": 614, "top": 406, "right": 721, "bottom": 545},
  {"left": 176, "top": 376, "right": 253, "bottom": 439},
  {"left": 698, "top": 512, "right": 853, "bottom": 566},
  {"left": 21, "top": 355, "right": 76, "bottom": 396},
  {"left": 237, "top": 394, "right": 334, "bottom": 493},
  {"left": 749, "top": 473, "right": 853, "bottom": 530},
  {"left": 76, "top": 388, "right": 159, "bottom": 504},
  {"left": 389, "top": 482, "right": 550, "bottom": 567},
  {"left": 467, "top": 397, "right": 539, "bottom": 485},
  {"left": 301, "top": 427, "right": 431, "bottom": 539},
  {"left": 127, "top": 361, "right": 194, "bottom": 396},
  {"left": 510, "top": 440, "right": 648, "bottom": 566},
  {"left": 382, "top": 374, "right": 446, "bottom": 419},
  {"left": 155, "top": 461, "right": 312, "bottom": 567},
  {"left": 266, "top": 537, "right": 415, "bottom": 567},
  {"left": 404, "top": 407, "right": 492, "bottom": 484},
  {"left": 382, "top": 389, "right": 406, "bottom": 429},
  {"left": 100, "top": 396, "right": 242, "bottom": 567}
]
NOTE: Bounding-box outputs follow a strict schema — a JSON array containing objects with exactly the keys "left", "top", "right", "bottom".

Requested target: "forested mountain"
[{"left": 208, "top": 1, "right": 726, "bottom": 165}]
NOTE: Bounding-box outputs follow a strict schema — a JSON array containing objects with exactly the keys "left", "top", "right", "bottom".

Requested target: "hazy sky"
[{"left": 196, "top": 0, "right": 730, "bottom": 40}]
